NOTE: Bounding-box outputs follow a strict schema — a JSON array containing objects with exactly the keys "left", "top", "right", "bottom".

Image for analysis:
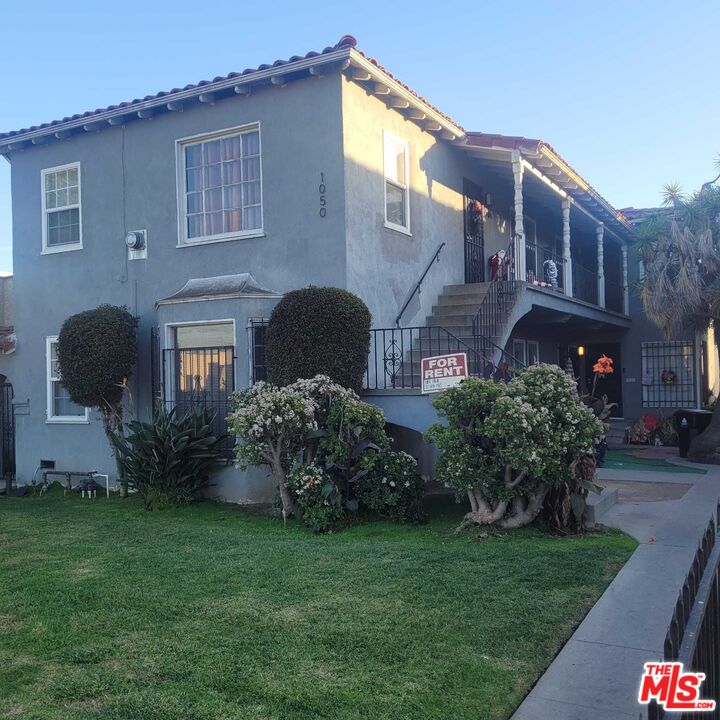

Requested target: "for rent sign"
[{"left": 421, "top": 353, "right": 468, "bottom": 394}]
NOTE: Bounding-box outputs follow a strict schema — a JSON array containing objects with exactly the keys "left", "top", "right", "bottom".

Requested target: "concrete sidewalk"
[{"left": 511, "top": 459, "right": 720, "bottom": 720}]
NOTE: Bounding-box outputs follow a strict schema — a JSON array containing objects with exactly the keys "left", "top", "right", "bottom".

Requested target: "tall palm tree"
[{"left": 638, "top": 162, "right": 720, "bottom": 461}]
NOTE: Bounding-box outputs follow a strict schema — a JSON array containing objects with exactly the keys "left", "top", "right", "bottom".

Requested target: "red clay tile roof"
[
  {"left": 465, "top": 132, "right": 635, "bottom": 235},
  {"left": 0, "top": 35, "right": 463, "bottom": 141},
  {"left": 353, "top": 49, "right": 464, "bottom": 133},
  {"left": 0, "top": 36, "right": 357, "bottom": 141}
]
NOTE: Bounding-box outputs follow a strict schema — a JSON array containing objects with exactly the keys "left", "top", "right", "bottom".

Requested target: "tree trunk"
[
  {"left": 100, "top": 402, "right": 127, "bottom": 497},
  {"left": 500, "top": 485, "right": 549, "bottom": 528},
  {"left": 688, "top": 401, "right": 720, "bottom": 464},
  {"left": 268, "top": 457, "right": 298, "bottom": 517}
]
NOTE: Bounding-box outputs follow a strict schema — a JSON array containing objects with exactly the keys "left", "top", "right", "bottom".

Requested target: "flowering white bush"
[
  {"left": 228, "top": 380, "right": 319, "bottom": 514},
  {"left": 427, "top": 364, "right": 602, "bottom": 529},
  {"left": 286, "top": 464, "right": 343, "bottom": 532},
  {"left": 357, "top": 450, "right": 424, "bottom": 523},
  {"left": 227, "top": 374, "right": 390, "bottom": 519}
]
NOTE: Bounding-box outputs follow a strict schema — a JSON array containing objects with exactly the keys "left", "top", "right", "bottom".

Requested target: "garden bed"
[{"left": 0, "top": 494, "right": 635, "bottom": 720}]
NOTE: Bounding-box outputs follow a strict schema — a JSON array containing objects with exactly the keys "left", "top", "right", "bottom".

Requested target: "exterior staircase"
[{"left": 366, "top": 280, "right": 523, "bottom": 390}]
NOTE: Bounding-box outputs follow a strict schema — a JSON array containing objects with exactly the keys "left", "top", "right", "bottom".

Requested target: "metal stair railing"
[
  {"left": 364, "top": 325, "right": 523, "bottom": 390},
  {"left": 472, "top": 236, "right": 521, "bottom": 369}
]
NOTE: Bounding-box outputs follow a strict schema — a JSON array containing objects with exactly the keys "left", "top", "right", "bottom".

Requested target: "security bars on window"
[{"left": 641, "top": 341, "right": 696, "bottom": 408}]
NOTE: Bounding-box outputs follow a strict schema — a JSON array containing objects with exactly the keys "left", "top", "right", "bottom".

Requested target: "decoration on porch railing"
[
  {"left": 543, "top": 259, "right": 559, "bottom": 289},
  {"left": 526, "top": 259, "right": 559, "bottom": 290},
  {"left": 661, "top": 369, "right": 677, "bottom": 385},
  {"left": 467, "top": 199, "right": 488, "bottom": 230},
  {"left": 489, "top": 249, "right": 511, "bottom": 280}
]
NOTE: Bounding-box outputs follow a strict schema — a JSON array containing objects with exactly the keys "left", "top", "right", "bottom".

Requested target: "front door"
[{"left": 464, "top": 179, "right": 485, "bottom": 283}]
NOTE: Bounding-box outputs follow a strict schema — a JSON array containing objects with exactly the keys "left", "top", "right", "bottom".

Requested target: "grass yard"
[{"left": 0, "top": 493, "right": 636, "bottom": 720}]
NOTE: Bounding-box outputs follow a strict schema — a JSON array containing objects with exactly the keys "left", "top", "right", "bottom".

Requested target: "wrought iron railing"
[
  {"left": 572, "top": 262, "right": 599, "bottom": 305},
  {"left": 525, "top": 240, "right": 565, "bottom": 291},
  {"left": 365, "top": 326, "right": 475, "bottom": 390},
  {"left": 0, "top": 382, "right": 15, "bottom": 493},
  {"left": 648, "top": 507, "right": 720, "bottom": 719},
  {"left": 396, "top": 242, "right": 446, "bottom": 327},
  {"left": 364, "top": 325, "right": 525, "bottom": 391},
  {"left": 161, "top": 345, "right": 236, "bottom": 455}
]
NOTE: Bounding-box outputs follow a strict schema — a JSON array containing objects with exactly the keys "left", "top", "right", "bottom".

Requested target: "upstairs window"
[
  {"left": 383, "top": 130, "right": 410, "bottom": 233},
  {"left": 177, "top": 125, "right": 262, "bottom": 245},
  {"left": 42, "top": 163, "right": 82, "bottom": 254}
]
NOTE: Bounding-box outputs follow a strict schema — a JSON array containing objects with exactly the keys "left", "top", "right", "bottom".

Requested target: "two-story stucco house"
[{"left": 0, "top": 36, "right": 712, "bottom": 500}]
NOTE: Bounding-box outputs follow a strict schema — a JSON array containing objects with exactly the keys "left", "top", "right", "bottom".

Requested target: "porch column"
[
  {"left": 562, "top": 197, "right": 573, "bottom": 297},
  {"left": 596, "top": 223, "right": 605, "bottom": 308},
  {"left": 512, "top": 150, "right": 526, "bottom": 282},
  {"left": 621, "top": 243, "right": 629, "bottom": 314}
]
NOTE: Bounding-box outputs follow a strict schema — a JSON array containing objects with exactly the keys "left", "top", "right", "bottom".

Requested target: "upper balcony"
[{"left": 455, "top": 132, "right": 635, "bottom": 319}]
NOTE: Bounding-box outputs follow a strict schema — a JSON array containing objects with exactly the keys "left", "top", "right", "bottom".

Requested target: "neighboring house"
[
  {"left": 0, "top": 274, "right": 15, "bottom": 358},
  {"left": 0, "top": 273, "right": 15, "bottom": 483},
  {"left": 0, "top": 36, "right": 710, "bottom": 500}
]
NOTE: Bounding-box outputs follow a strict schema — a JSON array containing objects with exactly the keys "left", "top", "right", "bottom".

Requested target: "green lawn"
[
  {"left": 0, "top": 493, "right": 636, "bottom": 720},
  {"left": 604, "top": 449, "right": 706, "bottom": 474}
]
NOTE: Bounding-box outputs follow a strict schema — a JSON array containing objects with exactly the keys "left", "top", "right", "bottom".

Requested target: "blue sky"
[{"left": 1, "top": 0, "right": 718, "bottom": 273}]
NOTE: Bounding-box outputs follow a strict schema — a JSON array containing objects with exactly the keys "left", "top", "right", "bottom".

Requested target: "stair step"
[
  {"left": 442, "top": 283, "right": 491, "bottom": 295},
  {"left": 585, "top": 487, "right": 618, "bottom": 525},
  {"left": 436, "top": 293, "right": 488, "bottom": 306},
  {"left": 432, "top": 303, "right": 483, "bottom": 315},
  {"left": 427, "top": 315, "right": 476, "bottom": 327}
]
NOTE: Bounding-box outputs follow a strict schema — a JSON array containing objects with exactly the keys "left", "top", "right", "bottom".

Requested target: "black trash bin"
[{"left": 675, "top": 409, "right": 713, "bottom": 458}]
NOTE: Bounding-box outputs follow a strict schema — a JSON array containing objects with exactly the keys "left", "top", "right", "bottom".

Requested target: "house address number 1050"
[{"left": 319, "top": 173, "right": 327, "bottom": 217}]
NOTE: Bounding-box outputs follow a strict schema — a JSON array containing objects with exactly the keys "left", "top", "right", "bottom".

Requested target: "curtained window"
[{"left": 179, "top": 126, "right": 262, "bottom": 243}]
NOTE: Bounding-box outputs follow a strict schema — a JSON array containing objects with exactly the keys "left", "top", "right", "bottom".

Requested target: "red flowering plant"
[{"left": 582, "top": 355, "right": 617, "bottom": 432}]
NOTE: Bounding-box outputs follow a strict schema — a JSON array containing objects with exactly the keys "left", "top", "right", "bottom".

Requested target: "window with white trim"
[
  {"left": 248, "top": 319, "right": 268, "bottom": 385},
  {"left": 177, "top": 126, "right": 262, "bottom": 245},
  {"left": 42, "top": 163, "right": 81, "bottom": 253},
  {"left": 383, "top": 130, "right": 410, "bottom": 232},
  {"left": 46, "top": 337, "right": 88, "bottom": 422}
]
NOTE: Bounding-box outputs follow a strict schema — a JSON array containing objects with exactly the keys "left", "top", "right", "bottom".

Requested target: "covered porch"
[
  {"left": 457, "top": 133, "right": 634, "bottom": 316},
  {"left": 508, "top": 304, "right": 631, "bottom": 415}
]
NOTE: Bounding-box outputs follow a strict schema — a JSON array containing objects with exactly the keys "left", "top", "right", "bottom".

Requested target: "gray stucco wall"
[
  {"left": 341, "top": 76, "right": 511, "bottom": 328},
  {"left": 8, "top": 73, "right": 346, "bottom": 487}
]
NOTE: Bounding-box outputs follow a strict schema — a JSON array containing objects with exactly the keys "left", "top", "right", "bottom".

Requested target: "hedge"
[{"left": 266, "top": 287, "right": 371, "bottom": 390}]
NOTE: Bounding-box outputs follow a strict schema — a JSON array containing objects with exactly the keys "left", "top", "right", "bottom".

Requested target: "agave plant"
[{"left": 111, "top": 406, "right": 227, "bottom": 510}]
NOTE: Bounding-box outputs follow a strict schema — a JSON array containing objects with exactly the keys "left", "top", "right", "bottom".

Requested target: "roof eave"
[{"left": 1, "top": 46, "right": 465, "bottom": 155}]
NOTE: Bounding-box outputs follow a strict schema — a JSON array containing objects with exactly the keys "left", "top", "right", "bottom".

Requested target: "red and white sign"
[
  {"left": 638, "top": 662, "right": 716, "bottom": 712},
  {"left": 421, "top": 353, "right": 468, "bottom": 394}
]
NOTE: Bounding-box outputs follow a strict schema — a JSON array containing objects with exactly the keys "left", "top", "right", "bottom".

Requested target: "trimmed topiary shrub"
[
  {"left": 266, "top": 287, "right": 371, "bottom": 390},
  {"left": 57, "top": 304, "right": 138, "bottom": 487}
]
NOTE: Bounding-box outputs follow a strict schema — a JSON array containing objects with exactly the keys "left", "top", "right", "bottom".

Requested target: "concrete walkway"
[{"left": 511, "top": 458, "right": 720, "bottom": 720}]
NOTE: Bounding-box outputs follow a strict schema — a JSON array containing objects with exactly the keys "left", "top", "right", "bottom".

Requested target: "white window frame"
[
  {"left": 512, "top": 339, "right": 527, "bottom": 366},
  {"left": 247, "top": 318, "right": 268, "bottom": 387},
  {"left": 163, "top": 319, "right": 237, "bottom": 398},
  {"left": 527, "top": 340, "right": 540, "bottom": 365},
  {"left": 41, "top": 162, "right": 83, "bottom": 255},
  {"left": 175, "top": 123, "right": 264, "bottom": 247},
  {"left": 46, "top": 336, "right": 89, "bottom": 424},
  {"left": 383, "top": 129, "right": 411, "bottom": 235}
]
